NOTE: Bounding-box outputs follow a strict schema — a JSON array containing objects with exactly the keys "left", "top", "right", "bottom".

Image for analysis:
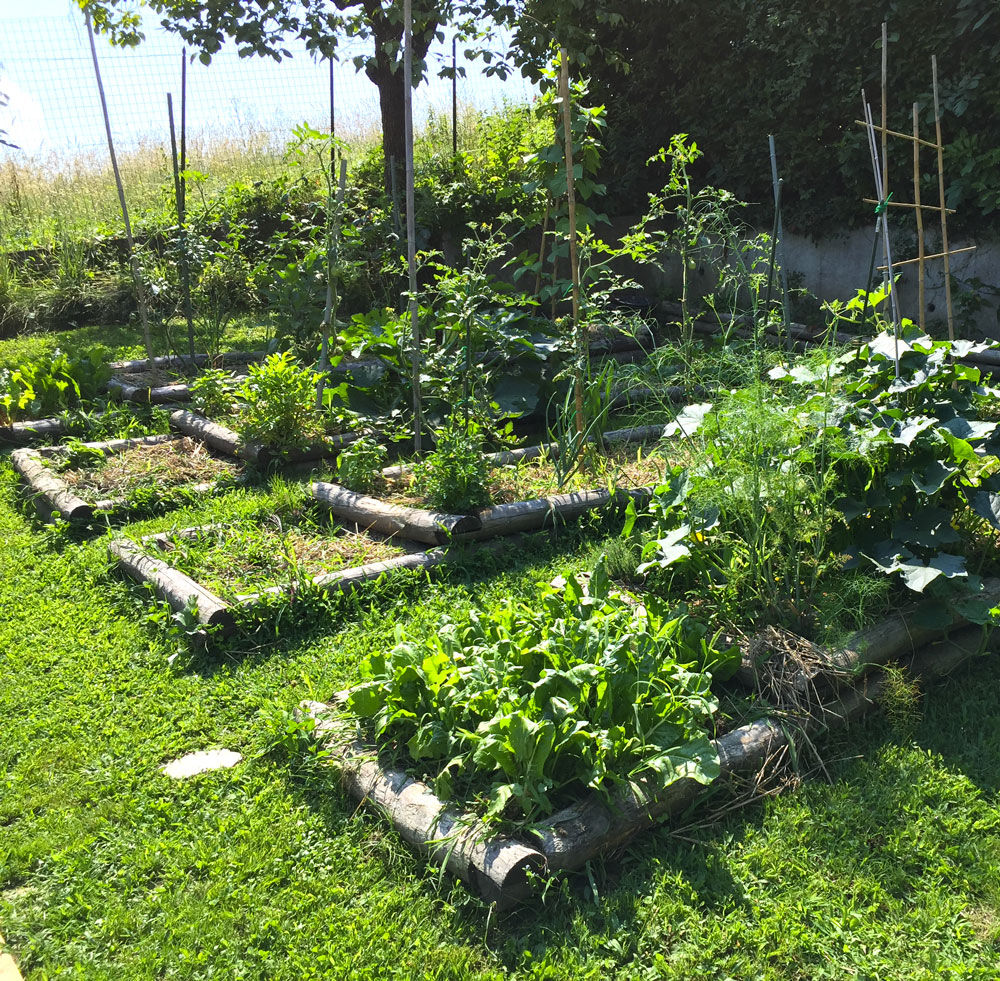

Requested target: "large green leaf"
[
  {"left": 971, "top": 491, "right": 1000, "bottom": 531},
  {"left": 912, "top": 460, "right": 957, "bottom": 495}
]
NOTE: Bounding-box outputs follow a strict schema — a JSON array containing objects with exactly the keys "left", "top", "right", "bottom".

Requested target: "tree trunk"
[{"left": 363, "top": 5, "right": 436, "bottom": 199}]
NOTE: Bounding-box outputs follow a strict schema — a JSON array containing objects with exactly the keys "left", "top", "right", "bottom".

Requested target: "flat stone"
[{"left": 161, "top": 749, "right": 242, "bottom": 780}]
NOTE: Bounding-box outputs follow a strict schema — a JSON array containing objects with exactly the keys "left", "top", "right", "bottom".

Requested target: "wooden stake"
[
  {"left": 912, "top": 103, "right": 925, "bottom": 328},
  {"left": 863, "top": 197, "right": 955, "bottom": 214},
  {"left": 85, "top": 8, "right": 155, "bottom": 367},
  {"left": 855, "top": 120, "right": 940, "bottom": 150},
  {"left": 877, "top": 244, "right": 976, "bottom": 271},
  {"left": 404, "top": 0, "right": 422, "bottom": 453},
  {"left": 534, "top": 200, "right": 550, "bottom": 300},
  {"left": 881, "top": 22, "right": 888, "bottom": 200},
  {"left": 558, "top": 48, "right": 584, "bottom": 437},
  {"left": 932, "top": 55, "right": 954, "bottom": 342}
]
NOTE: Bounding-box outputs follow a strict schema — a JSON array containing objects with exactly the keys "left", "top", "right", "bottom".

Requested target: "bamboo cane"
[
  {"left": 912, "top": 103, "right": 925, "bottom": 328},
  {"left": 404, "top": 0, "right": 422, "bottom": 454},
  {"left": 932, "top": 56, "right": 955, "bottom": 343},
  {"left": 84, "top": 9, "right": 155, "bottom": 368},
  {"left": 558, "top": 49, "right": 584, "bottom": 437}
]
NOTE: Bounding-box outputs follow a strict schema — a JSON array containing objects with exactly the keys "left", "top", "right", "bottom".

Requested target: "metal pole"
[
  {"left": 85, "top": 8, "right": 155, "bottom": 366},
  {"left": 768, "top": 135, "right": 792, "bottom": 346},
  {"left": 404, "top": 0, "right": 422, "bottom": 453},
  {"left": 451, "top": 37, "right": 458, "bottom": 156}
]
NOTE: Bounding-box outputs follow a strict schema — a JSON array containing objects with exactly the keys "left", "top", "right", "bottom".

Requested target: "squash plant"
[
  {"left": 345, "top": 559, "right": 738, "bottom": 826},
  {"left": 829, "top": 320, "right": 1000, "bottom": 619}
]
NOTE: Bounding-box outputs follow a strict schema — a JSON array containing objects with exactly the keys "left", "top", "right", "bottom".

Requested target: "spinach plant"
[{"left": 345, "top": 559, "right": 737, "bottom": 825}]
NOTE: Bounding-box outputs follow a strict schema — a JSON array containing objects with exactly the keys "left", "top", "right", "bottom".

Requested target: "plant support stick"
[
  {"left": 404, "top": 0, "right": 422, "bottom": 453},
  {"left": 85, "top": 8, "right": 155, "bottom": 368},
  {"left": 558, "top": 48, "right": 584, "bottom": 437}
]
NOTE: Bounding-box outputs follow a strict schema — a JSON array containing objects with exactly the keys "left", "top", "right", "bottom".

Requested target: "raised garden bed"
[
  {"left": 11, "top": 433, "right": 244, "bottom": 523},
  {"left": 313, "top": 424, "right": 671, "bottom": 546},
  {"left": 169, "top": 408, "right": 358, "bottom": 467},
  {"left": 107, "top": 351, "right": 265, "bottom": 404},
  {"left": 300, "top": 575, "right": 1000, "bottom": 908},
  {"left": 109, "top": 519, "right": 446, "bottom": 630},
  {"left": 0, "top": 417, "right": 66, "bottom": 446}
]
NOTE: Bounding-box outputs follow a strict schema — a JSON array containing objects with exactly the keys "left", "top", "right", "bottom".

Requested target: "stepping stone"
[
  {"left": 161, "top": 749, "right": 242, "bottom": 780},
  {"left": 0, "top": 931, "right": 24, "bottom": 981}
]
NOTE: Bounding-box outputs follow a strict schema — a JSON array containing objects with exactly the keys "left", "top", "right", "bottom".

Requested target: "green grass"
[
  {"left": 0, "top": 315, "right": 272, "bottom": 373},
  {"left": 2, "top": 323, "right": 1000, "bottom": 979},
  {"left": 3, "top": 439, "right": 1000, "bottom": 979}
]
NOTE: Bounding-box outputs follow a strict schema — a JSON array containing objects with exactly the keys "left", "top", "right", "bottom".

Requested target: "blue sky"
[{"left": 0, "top": 0, "right": 533, "bottom": 157}]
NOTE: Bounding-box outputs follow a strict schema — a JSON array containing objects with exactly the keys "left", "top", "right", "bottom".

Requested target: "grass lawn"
[
  {"left": 2, "top": 322, "right": 1000, "bottom": 978},
  {"left": 2, "top": 445, "right": 1000, "bottom": 980}
]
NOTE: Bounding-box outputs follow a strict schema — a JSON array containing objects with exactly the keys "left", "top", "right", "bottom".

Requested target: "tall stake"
[
  {"left": 179, "top": 52, "right": 193, "bottom": 356},
  {"left": 451, "top": 37, "right": 458, "bottom": 157},
  {"left": 912, "top": 102, "right": 926, "bottom": 328},
  {"left": 558, "top": 48, "right": 584, "bottom": 437},
  {"left": 316, "top": 158, "right": 348, "bottom": 408},
  {"left": 768, "top": 135, "right": 791, "bottom": 348},
  {"left": 404, "top": 0, "right": 422, "bottom": 453},
  {"left": 167, "top": 93, "right": 195, "bottom": 358},
  {"left": 85, "top": 8, "right": 155, "bottom": 367},
  {"left": 932, "top": 56, "right": 954, "bottom": 342},
  {"left": 881, "top": 22, "right": 889, "bottom": 201},
  {"left": 329, "top": 56, "right": 336, "bottom": 150}
]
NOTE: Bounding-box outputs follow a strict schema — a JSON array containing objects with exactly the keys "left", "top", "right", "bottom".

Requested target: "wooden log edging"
[
  {"left": 236, "top": 546, "right": 449, "bottom": 604},
  {"left": 532, "top": 621, "right": 1000, "bottom": 873},
  {"left": 169, "top": 409, "right": 356, "bottom": 467},
  {"left": 11, "top": 447, "right": 94, "bottom": 522},
  {"left": 300, "top": 700, "right": 547, "bottom": 909},
  {"left": 0, "top": 417, "right": 65, "bottom": 446},
  {"left": 311, "top": 481, "right": 479, "bottom": 546},
  {"left": 461, "top": 486, "right": 650, "bottom": 542},
  {"left": 778, "top": 577, "right": 1000, "bottom": 691},
  {"left": 109, "top": 537, "right": 235, "bottom": 633}
]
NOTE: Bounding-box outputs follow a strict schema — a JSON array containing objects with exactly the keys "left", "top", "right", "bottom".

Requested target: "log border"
[
  {"left": 12, "top": 433, "right": 238, "bottom": 523},
  {"left": 305, "top": 616, "right": 999, "bottom": 905},
  {"left": 169, "top": 408, "right": 357, "bottom": 467},
  {"left": 316, "top": 426, "right": 667, "bottom": 544}
]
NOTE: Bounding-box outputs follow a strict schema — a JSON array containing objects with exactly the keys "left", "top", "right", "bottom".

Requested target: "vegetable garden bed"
[
  {"left": 109, "top": 518, "right": 446, "bottom": 628},
  {"left": 300, "top": 572, "right": 1000, "bottom": 909},
  {"left": 107, "top": 351, "right": 265, "bottom": 404},
  {"left": 12, "top": 433, "right": 244, "bottom": 523},
  {"left": 312, "top": 424, "right": 673, "bottom": 546},
  {"left": 170, "top": 408, "right": 357, "bottom": 467}
]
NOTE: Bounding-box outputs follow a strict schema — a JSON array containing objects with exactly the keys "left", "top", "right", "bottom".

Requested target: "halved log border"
[
  {"left": 316, "top": 425, "right": 668, "bottom": 545},
  {"left": 12, "top": 433, "right": 232, "bottom": 523},
  {"left": 169, "top": 409, "right": 357, "bottom": 468},
  {"left": 108, "top": 522, "right": 452, "bottom": 626},
  {"left": 0, "top": 417, "right": 66, "bottom": 447},
  {"left": 107, "top": 351, "right": 265, "bottom": 405},
  {"left": 302, "top": 616, "right": 998, "bottom": 908}
]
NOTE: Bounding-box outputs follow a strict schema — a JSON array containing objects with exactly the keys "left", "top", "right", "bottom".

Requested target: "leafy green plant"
[
  {"left": 335, "top": 436, "right": 387, "bottom": 495},
  {"left": 235, "top": 352, "right": 326, "bottom": 452},
  {"left": 412, "top": 417, "right": 491, "bottom": 512},
  {"left": 190, "top": 367, "right": 237, "bottom": 419},
  {"left": 0, "top": 348, "right": 111, "bottom": 424},
  {"left": 826, "top": 316, "right": 1000, "bottom": 616},
  {"left": 345, "top": 558, "right": 737, "bottom": 825}
]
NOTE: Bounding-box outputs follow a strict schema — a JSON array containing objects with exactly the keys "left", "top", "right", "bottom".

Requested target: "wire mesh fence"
[{"left": 0, "top": 11, "right": 535, "bottom": 243}]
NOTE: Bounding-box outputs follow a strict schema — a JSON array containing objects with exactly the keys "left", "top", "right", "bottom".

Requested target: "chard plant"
[{"left": 345, "top": 558, "right": 738, "bottom": 826}]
